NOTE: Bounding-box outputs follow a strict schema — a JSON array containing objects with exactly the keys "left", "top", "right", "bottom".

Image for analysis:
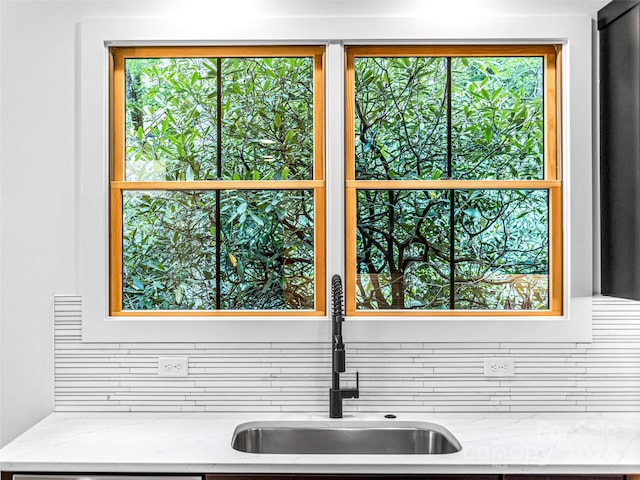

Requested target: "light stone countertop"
[{"left": 1, "top": 412, "right": 640, "bottom": 474}]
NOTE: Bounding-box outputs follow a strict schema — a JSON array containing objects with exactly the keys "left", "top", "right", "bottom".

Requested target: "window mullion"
[
  {"left": 446, "top": 57, "right": 455, "bottom": 310},
  {"left": 215, "top": 57, "right": 223, "bottom": 311}
]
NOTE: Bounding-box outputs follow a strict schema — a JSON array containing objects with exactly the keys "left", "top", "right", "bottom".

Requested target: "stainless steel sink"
[{"left": 231, "top": 420, "right": 462, "bottom": 454}]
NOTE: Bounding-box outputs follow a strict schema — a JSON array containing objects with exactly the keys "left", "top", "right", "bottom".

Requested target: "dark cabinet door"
[
  {"left": 505, "top": 476, "right": 625, "bottom": 480},
  {"left": 206, "top": 476, "right": 501, "bottom": 480},
  {"left": 599, "top": 0, "right": 640, "bottom": 299}
]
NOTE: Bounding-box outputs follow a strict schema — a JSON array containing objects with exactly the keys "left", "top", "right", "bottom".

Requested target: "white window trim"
[{"left": 79, "top": 15, "right": 592, "bottom": 343}]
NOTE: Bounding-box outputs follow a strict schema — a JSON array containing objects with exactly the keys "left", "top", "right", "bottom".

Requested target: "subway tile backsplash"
[{"left": 54, "top": 296, "right": 640, "bottom": 412}]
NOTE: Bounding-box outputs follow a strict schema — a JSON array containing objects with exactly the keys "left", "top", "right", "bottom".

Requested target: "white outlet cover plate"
[
  {"left": 483, "top": 357, "right": 515, "bottom": 377},
  {"left": 158, "top": 356, "right": 189, "bottom": 377}
]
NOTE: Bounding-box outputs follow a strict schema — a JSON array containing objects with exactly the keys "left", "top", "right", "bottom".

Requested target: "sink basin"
[{"left": 231, "top": 420, "right": 462, "bottom": 454}]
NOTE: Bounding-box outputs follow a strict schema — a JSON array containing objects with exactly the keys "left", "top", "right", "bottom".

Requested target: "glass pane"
[
  {"left": 451, "top": 57, "right": 544, "bottom": 180},
  {"left": 220, "top": 190, "right": 314, "bottom": 309},
  {"left": 353, "top": 57, "right": 448, "bottom": 180},
  {"left": 221, "top": 58, "right": 314, "bottom": 180},
  {"left": 125, "top": 58, "right": 219, "bottom": 182},
  {"left": 355, "top": 188, "right": 549, "bottom": 311},
  {"left": 356, "top": 190, "right": 450, "bottom": 310},
  {"left": 122, "top": 191, "right": 218, "bottom": 310},
  {"left": 124, "top": 56, "right": 315, "bottom": 182},
  {"left": 454, "top": 189, "right": 549, "bottom": 310}
]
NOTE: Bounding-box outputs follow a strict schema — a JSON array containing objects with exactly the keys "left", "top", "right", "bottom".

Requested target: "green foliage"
[
  {"left": 453, "top": 189, "right": 548, "bottom": 309},
  {"left": 125, "top": 57, "right": 313, "bottom": 182},
  {"left": 122, "top": 56, "right": 315, "bottom": 310},
  {"left": 122, "top": 51, "right": 549, "bottom": 312},
  {"left": 125, "top": 58, "right": 219, "bottom": 181},
  {"left": 220, "top": 190, "right": 314, "bottom": 310},
  {"left": 354, "top": 56, "right": 544, "bottom": 181},
  {"left": 123, "top": 191, "right": 217, "bottom": 310},
  {"left": 451, "top": 57, "right": 544, "bottom": 180},
  {"left": 356, "top": 189, "right": 451, "bottom": 309},
  {"left": 221, "top": 58, "right": 314, "bottom": 180},
  {"left": 354, "top": 55, "right": 549, "bottom": 311},
  {"left": 355, "top": 57, "right": 448, "bottom": 180}
]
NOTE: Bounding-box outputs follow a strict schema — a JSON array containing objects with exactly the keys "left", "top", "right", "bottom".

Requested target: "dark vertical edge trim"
[{"left": 598, "top": 1, "right": 640, "bottom": 30}]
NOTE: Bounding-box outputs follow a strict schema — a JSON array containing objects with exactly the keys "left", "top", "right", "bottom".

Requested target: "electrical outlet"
[
  {"left": 483, "top": 357, "right": 515, "bottom": 377},
  {"left": 158, "top": 356, "right": 189, "bottom": 377}
]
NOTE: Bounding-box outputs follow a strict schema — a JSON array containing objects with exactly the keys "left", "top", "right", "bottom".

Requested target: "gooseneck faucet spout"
[{"left": 329, "top": 274, "right": 359, "bottom": 418}]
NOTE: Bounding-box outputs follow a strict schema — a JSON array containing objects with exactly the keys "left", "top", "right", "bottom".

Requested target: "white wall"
[
  {"left": 0, "top": 0, "right": 73, "bottom": 447},
  {"left": 0, "top": 0, "right": 176, "bottom": 448},
  {"left": 0, "top": 0, "right": 610, "bottom": 446}
]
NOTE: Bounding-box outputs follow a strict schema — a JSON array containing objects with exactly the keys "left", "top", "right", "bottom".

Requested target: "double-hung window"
[
  {"left": 110, "top": 46, "right": 325, "bottom": 316},
  {"left": 109, "top": 44, "right": 561, "bottom": 318},
  {"left": 345, "top": 46, "right": 561, "bottom": 316}
]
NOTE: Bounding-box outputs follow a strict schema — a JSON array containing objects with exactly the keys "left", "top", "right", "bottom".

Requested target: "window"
[
  {"left": 110, "top": 46, "right": 325, "bottom": 316},
  {"left": 345, "top": 46, "right": 561, "bottom": 316},
  {"left": 82, "top": 17, "right": 592, "bottom": 342}
]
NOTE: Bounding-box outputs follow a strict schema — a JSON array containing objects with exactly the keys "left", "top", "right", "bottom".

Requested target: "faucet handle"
[{"left": 333, "top": 342, "right": 346, "bottom": 372}]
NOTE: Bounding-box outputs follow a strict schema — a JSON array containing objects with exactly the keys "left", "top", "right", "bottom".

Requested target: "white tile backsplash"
[{"left": 54, "top": 295, "right": 640, "bottom": 412}]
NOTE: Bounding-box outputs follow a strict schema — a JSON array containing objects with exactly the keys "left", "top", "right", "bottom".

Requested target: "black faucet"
[{"left": 329, "top": 274, "right": 359, "bottom": 418}]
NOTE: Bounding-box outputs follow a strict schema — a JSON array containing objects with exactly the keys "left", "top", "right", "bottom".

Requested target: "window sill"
[{"left": 81, "top": 301, "right": 592, "bottom": 343}]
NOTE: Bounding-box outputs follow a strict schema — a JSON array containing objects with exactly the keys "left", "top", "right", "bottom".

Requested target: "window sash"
[
  {"left": 344, "top": 45, "right": 562, "bottom": 316},
  {"left": 109, "top": 46, "right": 326, "bottom": 316}
]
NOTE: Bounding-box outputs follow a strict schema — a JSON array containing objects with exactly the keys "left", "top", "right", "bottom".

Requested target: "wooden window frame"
[
  {"left": 109, "top": 46, "right": 326, "bottom": 317},
  {"left": 344, "top": 45, "right": 562, "bottom": 317}
]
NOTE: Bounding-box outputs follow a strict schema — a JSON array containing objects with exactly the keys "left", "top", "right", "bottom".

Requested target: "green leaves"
[
  {"left": 122, "top": 191, "right": 218, "bottom": 310},
  {"left": 125, "top": 57, "right": 218, "bottom": 182},
  {"left": 124, "top": 56, "right": 314, "bottom": 182},
  {"left": 353, "top": 53, "right": 549, "bottom": 311},
  {"left": 221, "top": 57, "right": 314, "bottom": 181},
  {"left": 355, "top": 188, "right": 549, "bottom": 311},
  {"left": 451, "top": 56, "right": 544, "bottom": 180},
  {"left": 220, "top": 190, "right": 314, "bottom": 309},
  {"left": 463, "top": 207, "right": 481, "bottom": 218},
  {"left": 122, "top": 188, "right": 315, "bottom": 311},
  {"left": 354, "top": 56, "right": 448, "bottom": 180}
]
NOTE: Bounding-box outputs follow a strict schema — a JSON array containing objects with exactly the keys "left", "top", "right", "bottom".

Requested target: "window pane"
[
  {"left": 123, "top": 189, "right": 315, "bottom": 311},
  {"left": 124, "top": 56, "right": 315, "bottom": 182},
  {"left": 356, "top": 189, "right": 451, "bottom": 309},
  {"left": 451, "top": 57, "right": 544, "bottom": 180},
  {"left": 220, "top": 190, "right": 315, "bottom": 309},
  {"left": 354, "top": 57, "right": 448, "bottom": 180},
  {"left": 221, "top": 58, "right": 314, "bottom": 180},
  {"left": 454, "top": 189, "right": 549, "bottom": 310},
  {"left": 122, "top": 191, "right": 218, "bottom": 310},
  {"left": 355, "top": 189, "right": 549, "bottom": 311},
  {"left": 352, "top": 56, "right": 544, "bottom": 181},
  {"left": 125, "top": 58, "right": 219, "bottom": 182}
]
